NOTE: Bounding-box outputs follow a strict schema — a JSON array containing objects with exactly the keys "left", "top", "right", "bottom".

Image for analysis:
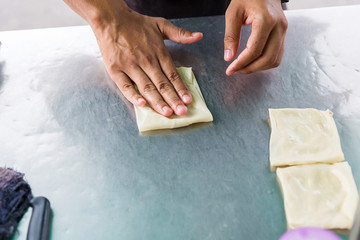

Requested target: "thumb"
[{"left": 159, "top": 19, "right": 203, "bottom": 44}]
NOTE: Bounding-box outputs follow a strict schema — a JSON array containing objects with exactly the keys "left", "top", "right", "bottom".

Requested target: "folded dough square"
[
  {"left": 134, "top": 67, "right": 213, "bottom": 132},
  {"left": 269, "top": 108, "right": 344, "bottom": 168},
  {"left": 276, "top": 162, "right": 359, "bottom": 230}
]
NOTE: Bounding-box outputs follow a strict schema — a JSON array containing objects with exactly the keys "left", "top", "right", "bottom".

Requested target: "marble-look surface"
[{"left": 0, "top": 5, "right": 359, "bottom": 240}]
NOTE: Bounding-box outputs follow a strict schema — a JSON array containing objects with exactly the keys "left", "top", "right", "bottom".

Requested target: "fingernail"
[
  {"left": 227, "top": 70, "right": 234, "bottom": 76},
  {"left": 182, "top": 94, "right": 192, "bottom": 104},
  {"left": 191, "top": 32, "right": 201, "bottom": 37},
  {"left": 137, "top": 98, "right": 146, "bottom": 106},
  {"left": 176, "top": 105, "right": 187, "bottom": 115},
  {"left": 224, "top": 49, "right": 232, "bottom": 61},
  {"left": 162, "top": 106, "right": 172, "bottom": 114}
]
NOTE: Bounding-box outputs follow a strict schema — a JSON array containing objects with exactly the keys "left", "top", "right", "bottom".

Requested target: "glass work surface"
[{"left": 1, "top": 5, "right": 360, "bottom": 240}]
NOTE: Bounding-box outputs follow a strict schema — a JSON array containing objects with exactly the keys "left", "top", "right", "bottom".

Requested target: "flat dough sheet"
[
  {"left": 134, "top": 67, "right": 213, "bottom": 132},
  {"left": 277, "top": 162, "right": 359, "bottom": 230},
  {"left": 269, "top": 108, "right": 344, "bottom": 168}
]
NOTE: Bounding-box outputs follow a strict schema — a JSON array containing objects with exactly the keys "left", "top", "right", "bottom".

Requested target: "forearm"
[{"left": 63, "top": 0, "right": 129, "bottom": 29}]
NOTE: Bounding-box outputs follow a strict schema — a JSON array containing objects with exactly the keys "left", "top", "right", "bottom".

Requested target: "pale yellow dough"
[
  {"left": 277, "top": 162, "right": 359, "bottom": 230},
  {"left": 134, "top": 67, "right": 213, "bottom": 132},
  {"left": 269, "top": 108, "right": 344, "bottom": 168}
]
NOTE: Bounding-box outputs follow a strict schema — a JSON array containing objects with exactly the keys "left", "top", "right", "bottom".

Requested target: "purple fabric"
[
  {"left": 125, "top": 0, "right": 231, "bottom": 19},
  {"left": 0, "top": 168, "right": 32, "bottom": 240}
]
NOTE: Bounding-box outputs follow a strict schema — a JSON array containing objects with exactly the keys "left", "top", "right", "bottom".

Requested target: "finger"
[
  {"left": 128, "top": 67, "right": 173, "bottom": 117},
  {"left": 274, "top": 37, "right": 285, "bottom": 67},
  {"left": 224, "top": 8, "right": 243, "bottom": 61},
  {"left": 112, "top": 71, "right": 146, "bottom": 106},
  {"left": 158, "top": 18, "right": 203, "bottom": 44},
  {"left": 157, "top": 49, "right": 193, "bottom": 106},
  {"left": 141, "top": 59, "right": 188, "bottom": 116},
  {"left": 236, "top": 29, "right": 284, "bottom": 74},
  {"left": 226, "top": 17, "right": 273, "bottom": 75}
]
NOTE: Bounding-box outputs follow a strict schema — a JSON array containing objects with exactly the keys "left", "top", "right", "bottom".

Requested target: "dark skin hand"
[
  {"left": 64, "top": 0, "right": 287, "bottom": 116},
  {"left": 94, "top": 10, "right": 203, "bottom": 117},
  {"left": 64, "top": 0, "right": 202, "bottom": 117},
  {"left": 224, "top": 0, "right": 288, "bottom": 75}
]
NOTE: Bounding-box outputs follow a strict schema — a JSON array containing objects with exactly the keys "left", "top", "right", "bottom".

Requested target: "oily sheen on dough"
[
  {"left": 134, "top": 67, "right": 213, "bottom": 132},
  {"left": 269, "top": 108, "right": 344, "bottom": 168},
  {"left": 277, "top": 162, "right": 359, "bottom": 230}
]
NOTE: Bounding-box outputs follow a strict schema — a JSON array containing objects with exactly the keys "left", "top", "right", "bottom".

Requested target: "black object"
[
  {"left": 27, "top": 197, "right": 51, "bottom": 240},
  {"left": 125, "top": 0, "right": 231, "bottom": 19},
  {"left": 0, "top": 168, "right": 51, "bottom": 240},
  {"left": 125, "top": 0, "right": 288, "bottom": 19}
]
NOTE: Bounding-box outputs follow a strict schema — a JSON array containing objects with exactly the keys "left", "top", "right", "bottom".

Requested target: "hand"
[
  {"left": 224, "top": 0, "right": 288, "bottom": 75},
  {"left": 65, "top": 0, "right": 203, "bottom": 117}
]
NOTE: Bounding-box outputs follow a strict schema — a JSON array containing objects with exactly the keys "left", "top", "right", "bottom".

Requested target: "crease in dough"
[
  {"left": 269, "top": 108, "right": 344, "bottom": 168},
  {"left": 134, "top": 67, "right": 213, "bottom": 132},
  {"left": 276, "top": 162, "right": 359, "bottom": 230}
]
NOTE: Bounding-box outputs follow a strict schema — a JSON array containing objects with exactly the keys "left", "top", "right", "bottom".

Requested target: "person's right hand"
[{"left": 75, "top": 0, "right": 203, "bottom": 117}]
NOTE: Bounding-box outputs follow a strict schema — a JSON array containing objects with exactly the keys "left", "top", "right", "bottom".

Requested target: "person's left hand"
[{"left": 224, "top": 0, "right": 288, "bottom": 75}]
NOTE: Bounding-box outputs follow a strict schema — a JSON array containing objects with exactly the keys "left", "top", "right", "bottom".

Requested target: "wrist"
[{"left": 83, "top": 0, "right": 130, "bottom": 32}]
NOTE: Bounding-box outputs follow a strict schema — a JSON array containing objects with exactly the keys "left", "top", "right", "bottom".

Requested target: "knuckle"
[
  {"left": 265, "top": 18, "right": 275, "bottom": 27},
  {"left": 264, "top": 56, "right": 275, "bottom": 66},
  {"left": 280, "top": 18, "right": 288, "bottom": 30},
  {"left": 142, "top": 83, "right": 157, "bottom": 94},
  {"left": 177, "top": 88, "right": 189, "bottom": 96},
  {"left": 258, "top": 12, "right": 274, "bottom": 27},
  {"left": 273, "top": 58, "right": 281, "bottom": 67},
  {"left": 265, "top": 56, "right": 279, "bottom": 68},
  {"left": 121, "top": 83, "right": 134, "bottom": 91},
  {"left": 263, "top": 10, "right": 273, "bottom": 20},
  {"left": 252, "top": 48, "right": 263, "bottom": 58},
  {"left": 224, "top": 35, "right": 237, "bottom": 43},
  {"left": 270, "top": 56, "right": 278, "bottom": 66},
  {"left": 125, "top": 61, "right": 137, "bottom": 70},
  {"left": 158, "top": 81, "right": 173, "bottom": 94},
  {"left": 256, "top": 13, "right": 266, "bottom": 24},
  {"left": 178, "top": 28, "right": 187, "bottom": 37},
  {"left": 168, "top": 71, "right": 182, "bottom": 84},
  {"left": 142, "top": 54, "right": 154, "bottom": 65},
  {"left": 268, "top": 16, "right": 276, "bottom": 26},
  {"left": 109, "top": 62, "right": 122, "bottom": 72}
]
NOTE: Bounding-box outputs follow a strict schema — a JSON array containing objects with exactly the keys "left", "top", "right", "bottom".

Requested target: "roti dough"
[
  {"left": 269, "top": 108, "right": 344, "bottom": 168},
  {"left": 134, "top": 67, "right": 213, "bottom": 132},
  {"left": 277, "top": 162, "right": 359, "bottom": 230}
]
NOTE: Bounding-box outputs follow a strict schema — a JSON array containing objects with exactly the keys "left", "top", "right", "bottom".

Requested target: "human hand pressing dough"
[{"left": 64, "top": 0, "right": 203, "bottom": 117}]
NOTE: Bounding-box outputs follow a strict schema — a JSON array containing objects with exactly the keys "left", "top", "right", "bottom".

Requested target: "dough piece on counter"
[
  {"left": 269, "top": 108, "right": 344, "bottom": 168},
  {"left": 277, "top": 162, "right": 359, "bottom": 230},
  {"left": 134, "top": 67, "right": 213, "bottom": 132}
]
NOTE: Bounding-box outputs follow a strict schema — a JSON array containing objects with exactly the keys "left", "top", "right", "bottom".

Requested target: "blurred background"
[{"left": 0, "top": 0, "right": 360, "bottom": 31}]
